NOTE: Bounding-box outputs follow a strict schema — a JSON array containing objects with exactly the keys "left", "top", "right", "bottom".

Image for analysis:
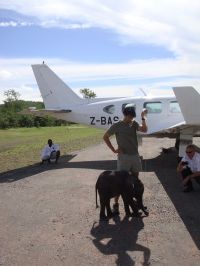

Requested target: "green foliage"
[
  {"left": 19, "top": 100, "right": 44, "bottom": 109},
  {"left": 3, "top": 90, "right": 22, "bottom": 113},
  {"left": 0, "top": 89, "right": 68, "bottom": 129},
  {"left": 18, "top": 115, "right": 35, "bottom": 127},
  {"left": 80, "top": 88, "right": 96, "bottom": 99},
  {"left": 4, "top": 89, "right": 20, "bottom": 102},
  {"left": 0, "top": 115, "right": 10, "bottom": 129}
]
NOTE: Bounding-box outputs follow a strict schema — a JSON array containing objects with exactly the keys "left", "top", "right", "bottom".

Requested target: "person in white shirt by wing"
[
  {"left": 177, "top": 144, "right": 200, "bottom": 192},
  {"left": 41, "top": 139, "right": 60, "bottom": 164}
]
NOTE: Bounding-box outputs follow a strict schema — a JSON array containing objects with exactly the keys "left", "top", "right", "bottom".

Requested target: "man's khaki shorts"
[{"left": 117, "top": 153, "right": 142, "bottom": 173}]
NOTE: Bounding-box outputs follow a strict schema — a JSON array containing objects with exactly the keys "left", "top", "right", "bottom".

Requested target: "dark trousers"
[{"left": 181, "top": 167, "right": 200, "bottom": 188}]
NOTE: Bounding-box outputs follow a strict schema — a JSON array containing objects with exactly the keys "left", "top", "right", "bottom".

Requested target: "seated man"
[
  {"left": 41, "top": 139, "right": 60, "bottom": 164},
  {"left": 177, "top": 144, "right": 200, "bottom": 192}
]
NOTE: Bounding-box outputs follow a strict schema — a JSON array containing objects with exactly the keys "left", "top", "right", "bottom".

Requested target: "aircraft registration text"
[{"left": 90, "top": 116, "right": 119, "bottom": 125}]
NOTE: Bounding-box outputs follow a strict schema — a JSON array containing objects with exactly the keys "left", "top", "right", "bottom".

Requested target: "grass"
[{"left": 0, "top": 125, "right": 104, "bottom": 174}]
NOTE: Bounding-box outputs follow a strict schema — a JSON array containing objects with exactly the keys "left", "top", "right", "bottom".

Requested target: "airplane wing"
[
  {"left": 148, "top": 121, "right": 200, "bottom": 135},
  {"left": 147, "top": 121, "right": 185, "bottom": 135}
]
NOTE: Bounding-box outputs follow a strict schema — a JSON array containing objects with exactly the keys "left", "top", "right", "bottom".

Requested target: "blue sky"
[{"left": 0, "top": 1, "right": 200, "bottom": 103}]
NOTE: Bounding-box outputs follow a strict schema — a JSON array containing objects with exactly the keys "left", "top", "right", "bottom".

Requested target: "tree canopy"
[{"left": 80, "top": 88, "right": 96, "bottom": 99}]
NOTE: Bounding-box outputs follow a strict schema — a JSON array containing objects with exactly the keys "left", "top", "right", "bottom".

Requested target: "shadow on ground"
[
  {"left": 64, "top": 149, "right": 200, "bottom": 250},
  {"left": 91, "top": 217, "right": 150, "bottom": 266},
  {"left": 0, "top": 154, "right": 77, "bottom": 183},
  {"left": 65, "top": 159, "right": 117, "bottom": 170},
  {"left": 1, "top": 148, "right": 200, "bottom": 250},
  {"left": 142, "top": 149, "right": 200, "bottom": 250}
]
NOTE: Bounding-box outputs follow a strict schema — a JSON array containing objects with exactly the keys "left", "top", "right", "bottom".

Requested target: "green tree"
[
  {"left": 0, "top": 115, "right": 10, "bottom": 129},
  {"left": 4, "top": 89, "right": 20, "bottom": 102},
  {"left": 3, "top": 89, "right": 23, "bottom": 113},
  {"left": 18, "top": 115, "right": 34, "bottom": 127},
  {"left": 80, "top": 88, "right": 96, "bottom": 99}
]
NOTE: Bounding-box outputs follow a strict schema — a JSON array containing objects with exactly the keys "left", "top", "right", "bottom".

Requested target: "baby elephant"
[{"left": 95, "top": 170, "right": 148, "bottom": 221}]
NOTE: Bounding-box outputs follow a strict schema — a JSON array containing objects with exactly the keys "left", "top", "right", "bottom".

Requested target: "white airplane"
[{"left": 29, "top": 63, "right": 200, "bottom": 157}]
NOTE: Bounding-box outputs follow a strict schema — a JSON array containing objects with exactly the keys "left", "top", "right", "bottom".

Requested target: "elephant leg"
[
  {"left": 106, "top": 200, "right": 113, "bottom": 218},
  {"left": 121, "top": 194, "right": 131, "bottom": 216},
  {"left": 134, "top": 184, "right": 149, "bottom": 216},
  {"left": 129, "top": 198, "right": 141, "bottom": 217},
  {"left": 136, "top": 195, "right": 149, "bottom": 216},
  {"left": 99, "top": 197, "right": 108, "bottom": 221}
]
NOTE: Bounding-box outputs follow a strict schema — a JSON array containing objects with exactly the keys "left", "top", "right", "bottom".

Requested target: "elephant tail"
[{"left": 95, "top": 184, "right": 99, "bottom": 208}]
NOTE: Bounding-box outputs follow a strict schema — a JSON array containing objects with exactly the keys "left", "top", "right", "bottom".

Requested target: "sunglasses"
[{"left": 186, "top": 150, "right": 194, "bottom": 154}]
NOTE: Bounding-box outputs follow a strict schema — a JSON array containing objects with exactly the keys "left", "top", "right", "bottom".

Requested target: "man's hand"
[
  {"left": 103, "top": 132, "right": 117, "bottom": 153},
  {"left": 182, "top": 175, "right": 192, "bottom": 185},
  {"left": 113, "top": 148, "right": 119, "bottom": 154},
  {"left": 115, "top": 147, "right": 123, "bottom": 154},
  {"left": 177, "top": 161, "right": 184, "bottom": 172},
  {"left": 141, "top": 108, "right": 148, "bottom": 119},
  {"left": 139, "top": 108, "right": 148, "bottom": 133}
]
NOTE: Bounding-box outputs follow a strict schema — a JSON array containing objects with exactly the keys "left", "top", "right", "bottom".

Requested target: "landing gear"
[{"left": 175, "top": 134, "right": 180, "bottom": 151}]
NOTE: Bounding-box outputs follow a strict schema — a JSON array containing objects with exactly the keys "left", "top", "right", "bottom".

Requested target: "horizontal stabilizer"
[
  {"left": 20, "top": 108, "right": 71, "bottom": 116},
  {"left": 173, "top": 86, "right": 200, "bottom": 124}
]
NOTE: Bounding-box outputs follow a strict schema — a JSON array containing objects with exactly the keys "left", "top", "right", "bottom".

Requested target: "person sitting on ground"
[
  {"left": 177, "top": 144, "right": 200, "bottom": 192},
  {"left": 41, "top": 139, "right": 60, "bottom": 164}
]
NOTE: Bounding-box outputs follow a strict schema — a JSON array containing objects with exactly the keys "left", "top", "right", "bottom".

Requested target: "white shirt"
[
  {"left": 182, "top": 152, "right": 200, "bottom": 173},
  {"left": 41, "top": 144, "right": 59, "bottom": 158}
]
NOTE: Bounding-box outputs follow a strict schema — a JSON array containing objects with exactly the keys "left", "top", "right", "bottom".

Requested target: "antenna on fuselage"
[{"left": 139, "top": 88, "right": 147, "bottom": 96}]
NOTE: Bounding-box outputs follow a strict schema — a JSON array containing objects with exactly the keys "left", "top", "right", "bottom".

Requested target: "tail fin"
[
  {"left": 32, "top": 64, "right": 84, "bottom": 109},
  {"left": 173, "top": 86, "right": 200, "bottom": 124}
]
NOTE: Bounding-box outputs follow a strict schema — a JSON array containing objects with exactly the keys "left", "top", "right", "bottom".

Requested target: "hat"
[{"left": 122, "top": 104, "right": 136, "bottom": 117}]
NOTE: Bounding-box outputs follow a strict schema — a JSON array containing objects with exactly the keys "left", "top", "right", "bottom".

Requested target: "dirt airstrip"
[{"left": 0, "top": 137, "right": 200, "bottom": 265}]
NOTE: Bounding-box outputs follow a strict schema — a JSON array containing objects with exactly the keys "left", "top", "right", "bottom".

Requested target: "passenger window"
[
  {"left": 169, "top": 101, "right": 181, "bottom": 113},
  {"left": 103, "top": 105, "right": 115, "bottom": 114},
  {"left": 143, "top": 102, "right": 162, "bottom": 113}
]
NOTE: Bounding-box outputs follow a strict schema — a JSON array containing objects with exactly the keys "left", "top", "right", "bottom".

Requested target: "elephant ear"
[
  {"left": 128, "top": 173, "right": 138, "bottom": 184},
  {"left": 115, "top": 170, "right": 130, "bottom": 185},
  {"left": 116, "top": 170, "right": 129, "bottom": 178}
]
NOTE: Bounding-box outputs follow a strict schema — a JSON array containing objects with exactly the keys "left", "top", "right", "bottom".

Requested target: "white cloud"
[
  {"left": 1, "top": 1, "right": 200, "bottom": 103},
  {"left": 0, "top": 21, "right": 32, "bottom": 27},
  {"left": 1, "top": 0, "right": 200, "bottom": 59},
  {"left": 54, "top": 57, "right": 200, "bottom": 82},
  {"left": 0, "top": 70, "right": 12, "bottom": 79},
  {"left": 1, "top": 56, "right": 200, "bottom": 104}
]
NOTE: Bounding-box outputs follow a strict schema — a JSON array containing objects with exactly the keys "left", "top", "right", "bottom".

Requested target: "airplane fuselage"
[
  {"left": 51, "top": 95, "right": 184, "bottom": 135},
  {"left": 31, "top": 64, "right": 200, "bottom": 156}
]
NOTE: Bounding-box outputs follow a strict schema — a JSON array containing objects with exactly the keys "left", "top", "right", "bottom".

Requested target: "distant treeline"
[{"left": 0, "top": 99, "right": 69, "bottom": 129}]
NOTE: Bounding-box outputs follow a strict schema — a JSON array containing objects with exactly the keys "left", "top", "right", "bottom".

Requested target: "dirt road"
[{"left": 0, "top": 138, "right": 200, "bottom": 265}]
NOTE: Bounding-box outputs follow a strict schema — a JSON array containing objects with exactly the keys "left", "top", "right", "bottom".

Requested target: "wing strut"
[{"left": 179, "top": 128, "right": 194, "bottom": 157}]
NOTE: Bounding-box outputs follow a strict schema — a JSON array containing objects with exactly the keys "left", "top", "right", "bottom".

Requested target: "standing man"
[{"left": 103, "top": 104, "right": 148, "bottom": 214}]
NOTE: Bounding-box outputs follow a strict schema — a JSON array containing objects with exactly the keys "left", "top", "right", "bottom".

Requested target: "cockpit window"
[
  {"left": 169, "top": 101, "right": 181, "bottom": 113},
  {"left": 143, "top": 102, "right": 162, "bottom": 113},
  {"left": 103, "top": 105, "right": 115, "bottom": 114}
]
